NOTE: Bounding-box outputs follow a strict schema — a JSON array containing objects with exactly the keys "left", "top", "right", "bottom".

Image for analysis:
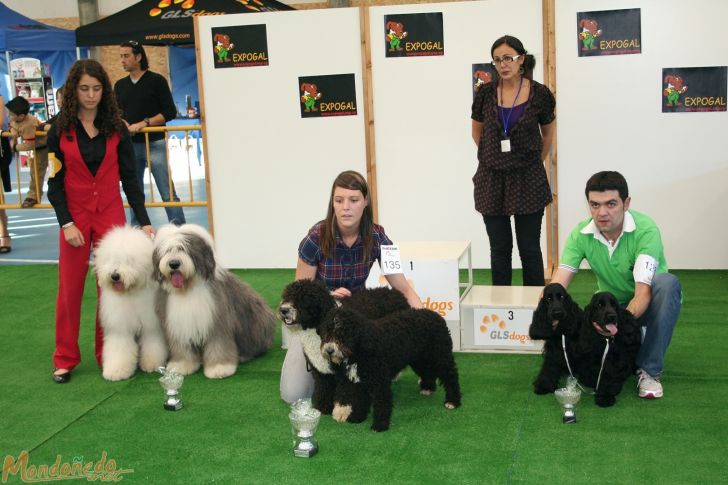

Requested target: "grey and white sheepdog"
[{"left": 153, "top": 224, "right": 275, "bottom": 379}]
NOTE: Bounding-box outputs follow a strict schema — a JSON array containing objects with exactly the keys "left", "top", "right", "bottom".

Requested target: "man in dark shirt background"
[{"left": 113, "top": 40, "right": 186, "bottom": 225}]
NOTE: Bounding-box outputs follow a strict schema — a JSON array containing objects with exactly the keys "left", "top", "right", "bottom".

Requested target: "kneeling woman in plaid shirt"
[{"left": 280, "top": 170, "right": 421, "bottom": 403}]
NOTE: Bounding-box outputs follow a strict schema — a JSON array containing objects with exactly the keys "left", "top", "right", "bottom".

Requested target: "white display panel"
[
  {"left": 369, "top": 0, "right": 545, "bottom": 269},
  {"left": 195, "top": 0, "right": 728, "bottom": 270},
  {"left": 196, "top": 8, "right": 367, "bottom": 268},
  {"left": 555, "top": 0, "right": 728, "bottom": 268}
]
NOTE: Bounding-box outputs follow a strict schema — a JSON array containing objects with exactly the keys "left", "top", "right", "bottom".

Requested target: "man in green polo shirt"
[{"left": 551, "top": 171, "right": 681, "bottom": 399}]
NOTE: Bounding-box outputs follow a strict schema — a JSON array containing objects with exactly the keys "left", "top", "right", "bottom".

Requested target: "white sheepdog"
[
  {"left": 95, "top": 225, "right": 168, "bottom": 381},
  {"left": 153, "top": 224, "right": 276, "bottom": 379}
]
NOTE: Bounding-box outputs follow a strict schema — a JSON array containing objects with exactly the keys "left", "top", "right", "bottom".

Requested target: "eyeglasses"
[
  {"left": 128, "top": 40, "right": 139, "bottom": 46},
  {"left": 491, "top": 54, "right": 523, "bottom": 66}
]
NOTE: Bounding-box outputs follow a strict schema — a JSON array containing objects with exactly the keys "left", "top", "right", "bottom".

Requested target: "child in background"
[
  {"left": 0, "top": 92, "right": 10, "bottom": 253},
  {"left": 6, "top": 96, "right": 49, "bottom": 208}
]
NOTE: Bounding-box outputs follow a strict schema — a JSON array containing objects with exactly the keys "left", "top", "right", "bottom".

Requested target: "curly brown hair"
[{"left": 56, "top": 59, "right": 125, "bottom": 139}]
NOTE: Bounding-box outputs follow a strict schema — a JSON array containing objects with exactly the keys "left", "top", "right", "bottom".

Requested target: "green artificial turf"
[{"left": 0, "top": 266, "right": 726, "bottom": 484}]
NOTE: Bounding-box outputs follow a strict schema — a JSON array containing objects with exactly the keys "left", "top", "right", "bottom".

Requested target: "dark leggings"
[{"left": 483, "top": 209, "right": 545, "bottom": 286}]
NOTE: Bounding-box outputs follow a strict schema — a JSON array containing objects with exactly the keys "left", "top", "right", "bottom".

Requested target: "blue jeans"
[
  {"left": 130, "top": 139, "right": 186, "bottom": 225},
  {"left": 635, "top": 273, "right": 682, "bottom": 377}
]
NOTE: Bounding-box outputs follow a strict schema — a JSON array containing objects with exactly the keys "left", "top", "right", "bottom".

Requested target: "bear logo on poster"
[
  {"left": 663, "top": 75, "right": 688, "bottom": 107},
  {"left": 300, "top": 83, "right": 322, "bottom": 112},
  {"left": 579, "top": 19, "right": 602, "bottom": 50},
  {"left": 213, "top": 34, "right": 235, "bottom": 63},
  {"left": 473, "top": 70, "right": 492, "bottom": 91},
  {"left": 386, "top": 21, "right": 408, "bottom": 52}
]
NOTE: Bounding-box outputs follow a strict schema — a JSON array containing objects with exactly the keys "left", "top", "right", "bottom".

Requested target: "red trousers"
[{"left": 53, "top": 205, "right": 125, "bottom": 371}]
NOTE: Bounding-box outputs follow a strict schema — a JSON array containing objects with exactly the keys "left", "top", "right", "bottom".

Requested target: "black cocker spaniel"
[
  {"left": 574, "top": 291, "right": 641, "bottom": 407},
  {"left": 529, "top": 283, "right": 584, "bottom": 394}
]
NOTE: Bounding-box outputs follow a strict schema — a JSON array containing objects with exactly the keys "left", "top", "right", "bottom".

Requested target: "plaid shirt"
[{"left": 298, "top": 221, "right": 392, "bottom": 293}]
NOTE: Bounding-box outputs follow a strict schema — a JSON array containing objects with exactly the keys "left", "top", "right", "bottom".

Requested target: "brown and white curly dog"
[
  {"left": 278, "top": 279, "right": 410, "bottom": 420},
  {"left": 320, "top": 306, "right": 461, "bottom": 432}
]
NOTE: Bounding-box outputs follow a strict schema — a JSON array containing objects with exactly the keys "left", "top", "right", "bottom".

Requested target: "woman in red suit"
[{"left": 47, "top": 60, "right": 154, "bottom": 383}]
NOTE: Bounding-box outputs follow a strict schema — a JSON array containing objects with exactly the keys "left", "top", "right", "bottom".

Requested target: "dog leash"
[
  {"left": 561, "top": 335, "right": 611, "bottom": 394},
  {"left": 595, "top": 338, "right": 610, "bottom": 392}
]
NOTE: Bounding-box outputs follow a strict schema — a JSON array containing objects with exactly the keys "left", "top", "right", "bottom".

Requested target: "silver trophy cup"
[
  {"left": 288, "top": 399, "right": 321, "bottom": 458},
  {"left": 554, "top": 376, "right": 582, "bottom": 424},
  {"left": 158, "top": 367, "right": 184, "bottom": 411}
]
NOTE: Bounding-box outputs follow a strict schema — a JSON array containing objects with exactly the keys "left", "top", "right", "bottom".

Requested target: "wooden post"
[
  {"left": 193, "top": 16, "right": 215, "bottom": 237},
  {"left": 542, "top": 0, "right": 558, "bottom": 279},
  {"left": 359, "top": 6, "right": 379, "bottom": 221}
]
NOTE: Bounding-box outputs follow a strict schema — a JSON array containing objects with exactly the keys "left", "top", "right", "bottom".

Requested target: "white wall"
[
  {"left": 196, "top": 8, "right": 367, "bottom": 268},
  {"left": 370, "top": 0, "right": 543, "bottom": 269},
  {"left": 555, "top": 0, "right": 728, "bottom": 269},
  {"left": 197, "top": 0, "right": 546, "bottom": 268},
  {"left": 113, "top": 0, "right": 726, "bottom": 269}
]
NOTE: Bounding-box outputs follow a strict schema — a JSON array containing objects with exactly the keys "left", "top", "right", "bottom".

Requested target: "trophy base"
[
  {"left": 164, "top": 401, "right": 183, "bottom": 411},
  {"left": 293, "top": 442, "right": 318, "bottom": 458},
  {"left": 562, "top": 413, "right": 576, "bottom": 424},
  {"left": 293, "top": 448, "right": 318, "bottom": 458}
]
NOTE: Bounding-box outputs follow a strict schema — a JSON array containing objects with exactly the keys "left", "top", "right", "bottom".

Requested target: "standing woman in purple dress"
[{"left": 471, "top": 35, "right": 556, "bottom": 287}]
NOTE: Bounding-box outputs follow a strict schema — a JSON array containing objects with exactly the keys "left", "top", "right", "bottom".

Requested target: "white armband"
[
  {"left": 633, "top": 254, "right": 658, "bottom": 285},
  {"left": 558, "top": 263, "right": 579, "bottom": 274}
]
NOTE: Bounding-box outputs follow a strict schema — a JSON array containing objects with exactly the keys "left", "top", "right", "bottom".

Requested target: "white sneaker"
[{"left": 637, "top": 369, "right": 663, "bottom": 399}]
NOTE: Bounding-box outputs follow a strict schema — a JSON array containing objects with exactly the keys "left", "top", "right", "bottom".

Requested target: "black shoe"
[{"left": 52, "top": 369, "right": 71, "bottom": 384}]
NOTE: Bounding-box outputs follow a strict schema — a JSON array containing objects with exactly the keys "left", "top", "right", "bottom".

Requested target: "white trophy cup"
[
  {"left": 554, "top": 376, "right": 582, "bottom": 424},
  {"left": 288, "top": 399, "right": 321, "bottom": 457},
  {"left": 158, "top": 367, "right": 184, "bottom": 411}
]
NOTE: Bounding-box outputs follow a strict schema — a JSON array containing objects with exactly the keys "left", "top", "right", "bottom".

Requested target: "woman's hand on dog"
[
  {"left": 64, "top": 224, "right": 155, "bottom": 247},
  {"left": 330, "top": 287, "right": 352, "bottom": 299},
  {"left": 140, "top": 225, "right": 156, "bottom": 239}
]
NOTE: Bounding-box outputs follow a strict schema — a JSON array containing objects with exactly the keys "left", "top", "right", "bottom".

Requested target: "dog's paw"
[
  {"left": 444, "top": 401, "right": 459, "bottom": 409},
  {"left": 418, "top": 377, "right": 437, "bottom": 395},
  {"left": 139, "top": 360, "right": 164, "bottom": 373},
  {"left": 315, "top": 402, "right": 334, "bottom": 416},
  {"left": 533, "top": 382, "right": 557, "bottom": 395},
  {"left": 595, "top": 394, "right": 616, "bottom": 407},
  {"left": 139, "top": 354, "right": 167, "bottom": 373},
  {"left": 371, "top": 422, "right": 390, "bottom": 432},
  {"left": 332, "top": 403, "right": 352, "bottom": 423},
  {"left": 167, "top": 359, "right": 200, "bottom": 376},
  {"left": 102, "top": 365, "right": 135, "bottom": 382},
  {"left": 347, "top": 410, "right": 368, "bottom": 423},
  {"left": 203, "top": 362, "right": 237, "bottom": 379}
]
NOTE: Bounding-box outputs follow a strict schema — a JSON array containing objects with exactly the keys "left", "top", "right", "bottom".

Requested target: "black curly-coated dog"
[
  {"left": 529, "top": 283, "right": 584, "bottom": 395},
  {"left": 320, "top": 306, "right": 461, "bottom": 432},
  {"left": 574, "top": 291, "right": 641, "bottom": 407},
  {"left": 278, "top": 280, "right": 410, "bottom": 418}
]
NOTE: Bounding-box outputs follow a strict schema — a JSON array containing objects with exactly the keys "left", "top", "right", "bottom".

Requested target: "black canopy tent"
[{"left": 75, "top": 0, "right": 294, "bottom": 46}]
